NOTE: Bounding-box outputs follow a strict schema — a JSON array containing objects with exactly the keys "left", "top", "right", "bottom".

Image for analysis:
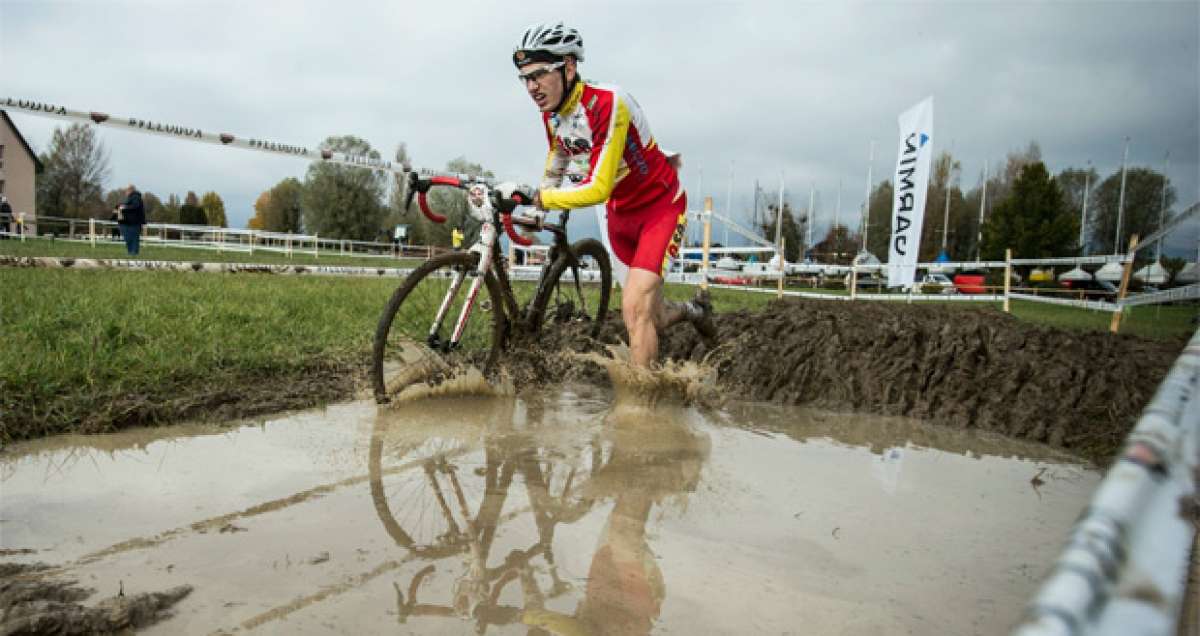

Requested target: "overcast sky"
[{"left": 3, "top": 0, "right": 1198, "bottom": 256}]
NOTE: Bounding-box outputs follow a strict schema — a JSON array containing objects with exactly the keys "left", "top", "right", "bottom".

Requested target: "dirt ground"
[
  {"left": 0, "top": 563, "right": 191, "bottom": 634},
  {"left": 512, "top": 298, "right": 1184, "bottom": 465}
]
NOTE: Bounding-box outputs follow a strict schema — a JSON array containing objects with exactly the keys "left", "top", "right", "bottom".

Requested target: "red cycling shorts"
[{"left": 606, "top": 187, "right": 688, "bottom": 278}]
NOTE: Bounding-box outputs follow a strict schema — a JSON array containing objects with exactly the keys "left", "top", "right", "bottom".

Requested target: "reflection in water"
[{"left": 368, "top": 381, "right": 710, "bottom": 635}]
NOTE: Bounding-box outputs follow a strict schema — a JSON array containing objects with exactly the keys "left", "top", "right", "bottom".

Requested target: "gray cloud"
[{"left": 3, "top": 0, "right": 1196, "bottom": 255}]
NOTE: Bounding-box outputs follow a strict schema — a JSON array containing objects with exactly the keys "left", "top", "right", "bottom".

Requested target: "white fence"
[{"left": 12, "top": 214, "right": 432, "bottom": 261}]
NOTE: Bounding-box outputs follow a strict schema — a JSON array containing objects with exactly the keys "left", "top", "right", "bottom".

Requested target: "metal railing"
[{"left": 1013, "top": 328, "right": 1200, "bottom": 635}]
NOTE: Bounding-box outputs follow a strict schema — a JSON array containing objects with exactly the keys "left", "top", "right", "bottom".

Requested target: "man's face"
[{"left": 519, "top": 60, "right": 573, "bottom": 113}]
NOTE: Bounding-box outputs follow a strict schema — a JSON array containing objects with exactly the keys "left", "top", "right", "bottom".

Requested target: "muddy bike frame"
[{"left": 405, "top": 173, "right": 598, "bottom": 353}]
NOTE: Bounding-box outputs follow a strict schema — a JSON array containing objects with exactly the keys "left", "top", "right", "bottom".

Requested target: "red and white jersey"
[{"left": 538, "top": 80, "right": 681, "bottom": 212}]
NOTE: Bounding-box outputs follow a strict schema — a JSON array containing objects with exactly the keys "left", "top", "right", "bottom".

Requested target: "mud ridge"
[{"left": 512, "top": 299, "right": 1183, "bottom": 464}]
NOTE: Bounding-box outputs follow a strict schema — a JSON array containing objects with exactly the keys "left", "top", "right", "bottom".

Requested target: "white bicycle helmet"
[{"left": 513, "top": 22, "right": 585, "bottom": 67}]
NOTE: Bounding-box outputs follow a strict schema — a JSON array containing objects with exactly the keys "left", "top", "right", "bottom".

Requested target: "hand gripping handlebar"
[{"left": 405, "top": 172, "right": 539, "bottom": 247}]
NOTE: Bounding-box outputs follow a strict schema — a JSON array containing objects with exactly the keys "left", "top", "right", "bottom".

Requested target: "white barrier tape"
[
  {"left": 1118, "top": 283, "right": 1200, "bottom": 308},
  {"left": 2, "top": 96, "right": 475, "bottom": 182},
  {"left": 1008, "top": 292, "right": 1122, "bottom": 313},
  {"left": 1132, "top": 201, "right": 1200, "bottom": 254}
]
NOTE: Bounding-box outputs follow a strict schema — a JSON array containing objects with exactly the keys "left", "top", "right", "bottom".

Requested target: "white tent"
[
  {"left": 715, "top": 256, "right": 741, "bottom": 271},
  {"left": 1176, "top": 262, "right": 1199, "bottom": 285},
  {"left": 1059, "top": 266, "right": 1092, "bottom": 282},
  {"left": 1134, "top": 261, "right": 1169, "bottom": 285},
  {"left": 1095, "top": 262, "right": 1126, "bottom": 282},
  {"left": 853, "top": 250, "right": 882, "bottom": 267}
]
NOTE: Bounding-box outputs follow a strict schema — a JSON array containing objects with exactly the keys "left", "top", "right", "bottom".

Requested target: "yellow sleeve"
[{"left": 539, "top": 97, "right": 630, "bottom": 210}]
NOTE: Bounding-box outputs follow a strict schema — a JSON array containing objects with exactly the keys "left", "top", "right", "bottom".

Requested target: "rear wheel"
[
  {"left": 371, "top": 252, "right": 506, "bottom": 402},
  {"left": 528, "top": 238, "right": 611, "bottom": 340}
]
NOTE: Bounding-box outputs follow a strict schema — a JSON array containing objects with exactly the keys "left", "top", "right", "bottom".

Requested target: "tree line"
[
  {"left": 247, "top": 135, "right": 493, "bottom": 247},
  {"left": 759, "top": 141, "right": 1179, "bottom": 266},
  {"left": 36, "top": 122, "right": 227, "bottom": 228}
]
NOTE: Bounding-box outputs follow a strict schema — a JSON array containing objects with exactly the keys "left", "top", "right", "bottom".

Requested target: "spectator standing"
[
  {"left": 0, "top": 195, "right": 12, "bottom": 238},
  {"left": 115, "top": 184, "right": 146, "bottom": 256}
]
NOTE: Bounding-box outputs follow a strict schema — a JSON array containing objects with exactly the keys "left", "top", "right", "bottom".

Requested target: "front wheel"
[
  {"left": 529, "top": 238, "right": 612, "bottom": 340},
  {"left": 371, "top": 251, "right": 506, "bottom": 403}
]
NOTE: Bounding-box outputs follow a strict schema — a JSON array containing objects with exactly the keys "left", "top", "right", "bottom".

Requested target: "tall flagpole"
[
  {"left": 776, "top": 173, "right": 785, "bottom": 262},
  {"left": 862, "top": 140, "right": 875, "bottom": 252},
  {"left": 1115, "top": 136, "right": 1130, "bottom": 254},
  {"left": 976, "top": 160, "right": 988, "bottom": 262},
  {"left": 724, "top": 160, "right": 734, "bottom": 246},
  {"left": 1157, "top": 151, "right": 1170, "bottom": 262},
  {"left": 808, "top": 184, "right": 816, "bottom": 259},
  {"left": 1079, "top": 160, "right": 1091, "bottom": 256}
]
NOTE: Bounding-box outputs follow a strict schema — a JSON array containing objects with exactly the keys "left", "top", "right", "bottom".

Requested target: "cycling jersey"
[
  {"left": 538, "top": 79, "right": 685, "bottom": 278},
  {"left": 538, "top": 80, "right": 681, "bottom": 212}
]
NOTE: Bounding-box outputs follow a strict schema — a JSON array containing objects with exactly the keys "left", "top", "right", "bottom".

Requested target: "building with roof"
[{"left": 0, "top": 110, "right": 44, "bottom": 234}]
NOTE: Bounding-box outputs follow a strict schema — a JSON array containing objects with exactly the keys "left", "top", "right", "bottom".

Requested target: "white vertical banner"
[{"left": 887, "top": 96, "right": 935, "bottom": 288}]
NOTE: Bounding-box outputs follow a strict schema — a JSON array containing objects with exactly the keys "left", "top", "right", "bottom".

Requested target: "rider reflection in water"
[
  {"left": 520, "top": 401, "right": 711, "bottom": 635},
  {"left": 512, "top": 22, "right": 717, "bottom": 367}
]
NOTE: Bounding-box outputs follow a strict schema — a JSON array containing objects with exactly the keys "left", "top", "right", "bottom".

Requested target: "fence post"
[
  {"left": 69, "top": 219, "right": 76, "bottom": 239},
  {"left": 18, "top": 213, "right": 25, "bottom": 242},
  {"left": 850, "top": 263, "right": 859, "bottom": 301},
  {"left": 249, "top": 231, "right": 255, "bottom": 255},
  {"left": 313, "top": 234, "right": 319, "bottom": 259},
  {"left": 701, "top": 197, "right": 713, "bottom": 291},
  {"left": 286, "top": 233, "right": 292, "bottom": 259},
  {"left": 1004, "top": 248, "right": 1012, "bottom": 313},
  {"left": 1110, "top": 234, "right": 1140, "bottom": 334}
]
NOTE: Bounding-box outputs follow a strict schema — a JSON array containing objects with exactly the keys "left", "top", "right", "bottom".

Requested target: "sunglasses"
[{"left": 517, "top": 61, "right": 565, "bottom": 84}]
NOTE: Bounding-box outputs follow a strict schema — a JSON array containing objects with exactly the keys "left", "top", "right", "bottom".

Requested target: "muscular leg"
[{"left": 622, "top": 268, "right": 693, "bottom": 367}]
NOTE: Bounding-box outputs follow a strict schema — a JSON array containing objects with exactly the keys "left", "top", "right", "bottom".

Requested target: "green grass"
[
  {"left": 0, "top": 268, "right": 399, "bottom": 440},
  {"left": 1007, "top": 299, "right": 1196, "bottom": 341},
  {"left": 0, "top": 235, "right": 425, "bottom": 269}
]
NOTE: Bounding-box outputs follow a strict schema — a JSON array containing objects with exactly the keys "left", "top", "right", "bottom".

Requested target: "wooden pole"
[
  {"left": 314, "top": 234, "right": 319, "bottom": 259},
  {"left": 1003, "top": 248, "right": 1012, "bottom": 313},
  {"left": 850, "top": 264, "right": 859, "bottom": 301},
  {"left": 1110, "top": 234, "right": 1140, "bottom": 334},
  {"left": 89, "top": 217, "right": 96, "bottom": 247},
  {"left": 701, "top": 196, "right": 713, "bottom": 291}
]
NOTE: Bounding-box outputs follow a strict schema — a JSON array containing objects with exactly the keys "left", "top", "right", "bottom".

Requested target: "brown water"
[{"left": 0, "top": 386, "right": 1098, "bottom": 635}]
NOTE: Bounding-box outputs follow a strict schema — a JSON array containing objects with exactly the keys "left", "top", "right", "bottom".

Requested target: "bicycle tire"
[
  {"left": 528, "top": 238, "right": 612, "bottom": 340},
  {"left": 371, "top": 251, "right": 506, "bottom": 403}
]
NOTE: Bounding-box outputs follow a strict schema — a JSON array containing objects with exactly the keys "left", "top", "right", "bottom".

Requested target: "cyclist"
[{"left": 512, "top": 22, "right": 716, "bottom": 367}]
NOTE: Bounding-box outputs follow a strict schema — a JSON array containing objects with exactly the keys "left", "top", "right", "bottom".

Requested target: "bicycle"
[{"left": 371, "top": 172, "right": 613, "bottom": 403}]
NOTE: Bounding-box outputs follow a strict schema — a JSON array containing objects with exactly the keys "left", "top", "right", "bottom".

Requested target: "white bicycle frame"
[{"left": 428, "top": 184, "right": 545, "bottom": 349}]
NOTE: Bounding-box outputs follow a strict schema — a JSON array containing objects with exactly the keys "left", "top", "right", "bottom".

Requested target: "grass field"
[{"left": 1, "top": 261, "right": 1194, "bottom": 441}]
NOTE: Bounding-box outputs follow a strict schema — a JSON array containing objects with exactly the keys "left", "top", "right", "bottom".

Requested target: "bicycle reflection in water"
[{"left": 367, "top": 390, "right": 711, "bottom": 635}]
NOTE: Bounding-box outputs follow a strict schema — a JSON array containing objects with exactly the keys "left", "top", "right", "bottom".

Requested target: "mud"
[
  {"left": 0, "top": 563, "right": 191, "bottom": 634},
  {"left": 506, "top": 299, "right": 1182, "bottom": 464}
]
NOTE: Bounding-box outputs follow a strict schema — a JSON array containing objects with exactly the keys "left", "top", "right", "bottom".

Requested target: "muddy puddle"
[{"left": 1, "top": 387, "right": 1099, "bottom": 634}]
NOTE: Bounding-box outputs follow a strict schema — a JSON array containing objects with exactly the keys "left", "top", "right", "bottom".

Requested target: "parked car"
[
  {"left": 920, "top": 273, "right": 957, "bottom": 294},
  {"left": 1060, "top": 278, "right": 1117, "bottom": 300}
]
